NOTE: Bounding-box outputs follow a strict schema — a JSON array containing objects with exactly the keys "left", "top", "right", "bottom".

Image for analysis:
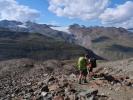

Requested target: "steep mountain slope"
[
  {"left": 0, "top": 28, "right": 101, "bottom": 61},
  {"left": 25, "top": 21, "right": 74, "bottom": 42},
  {"left": 69, "top": 24, "right": 133, "bottom": 60},
  {"left": 0, "top": 20, "right": 74, "bottom": 43},
  {"left": 128, "top": 28, "right": 133, "bottom": 32}
]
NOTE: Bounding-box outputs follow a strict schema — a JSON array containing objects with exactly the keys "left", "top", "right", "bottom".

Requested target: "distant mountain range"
[
  {"left": 0, "top": 21, "right": 101, "bottom": 61},
  {"left": 0, "top": 20, "right": 133, "bottom": 60},
  {"left": 69, "top": 24, "right": 133, "bottom": 60},
  {"left": 0, "top": 20, "right": 74, "bottom": 43},
  {"left": 128, "top": 28, "right": 133, "bottom": 32}
]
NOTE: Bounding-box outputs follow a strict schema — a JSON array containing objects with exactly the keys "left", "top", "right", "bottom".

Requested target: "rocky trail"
[{"left": 0, "top": 58, "right": 133, "bottom": 100}]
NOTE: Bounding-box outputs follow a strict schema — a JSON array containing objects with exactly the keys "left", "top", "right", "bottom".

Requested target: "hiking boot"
[{"left": 84, "top": 80, "right": 88, "bottom": 83}]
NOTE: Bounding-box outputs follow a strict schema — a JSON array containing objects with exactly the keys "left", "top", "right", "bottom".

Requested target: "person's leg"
[
  {"left": 84, "top": 77, "right": 87, "bottom": 83},
  {"left": 83, "top": 70, "right": 88, "bottom": 83},
  {"left": 89, "top": 68, "right": 94, "bottom": 79},
  {"left": 78, "top": 71, "right": 82, "bottom": 84},
  {"left": 82, "top": 75, "right": 85, "bottom": 82}
]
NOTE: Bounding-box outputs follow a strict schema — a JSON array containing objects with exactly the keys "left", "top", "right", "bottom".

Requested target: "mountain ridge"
[
  {"left": 69, "top": 24, "right": 133, "bottom": 60},
  {"left": 0, "top": 20, "right": 133, "bottom": 60},
  {"left": 0, "top": 27, "right": 102, "bottom": 61},
  {"left": 0, "top": 20, "right": 75, "bottom": 43}
]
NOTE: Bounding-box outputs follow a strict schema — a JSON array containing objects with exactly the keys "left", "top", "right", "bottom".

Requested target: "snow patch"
[
  {"left": 50, "top": 26, "right": 71, "bottom": 34},
  {"left": 18, "top": 23, "right": 27, "bottom": 28}
]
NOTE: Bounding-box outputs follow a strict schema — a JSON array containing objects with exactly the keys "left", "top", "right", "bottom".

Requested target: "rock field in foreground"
[{"left": 0, "top": 58, "right": 133, "bottom": 100}]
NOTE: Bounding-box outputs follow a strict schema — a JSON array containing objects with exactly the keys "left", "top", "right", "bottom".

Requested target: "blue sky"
[
  {"left": 16, "top": 0, "right": 126, "bottom": 26},
  {"left": 0, "top": 0, "right": 133, "bottom": 28},
  {"left": 17, "top": 0, "right": 101, "bottom": 26}
]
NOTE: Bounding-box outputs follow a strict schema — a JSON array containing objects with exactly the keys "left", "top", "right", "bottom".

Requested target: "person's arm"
[{"left": 88, "top": 63, "right": 95, "bottom": 76}]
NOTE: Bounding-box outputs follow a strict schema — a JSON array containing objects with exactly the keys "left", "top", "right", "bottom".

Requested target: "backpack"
[
  {"left": 77, "top": 57, "right": 87, "bottom": 70},
  {"left": 89, "top": 58, "right": 97, "bottom": 68}
]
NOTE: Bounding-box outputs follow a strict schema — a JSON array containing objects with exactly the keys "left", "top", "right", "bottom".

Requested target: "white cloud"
[
  {"left": 0, "top": 0, "right": 40, "bottom": 22},
  {"left": 48, "top": 0, "right": 109, "bottom": 20},
  {"left": 99, "top": 1, "right": 133, "bottom": 28}
]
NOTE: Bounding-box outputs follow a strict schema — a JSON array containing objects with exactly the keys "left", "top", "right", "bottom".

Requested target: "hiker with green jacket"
[{"left": 78, "top": 54, "right": 89, "bottom": 84}]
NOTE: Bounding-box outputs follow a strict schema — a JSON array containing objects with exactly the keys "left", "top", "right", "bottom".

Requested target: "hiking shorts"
[{"left": 79, "top": 69, "right": 88, "bottom": 76}]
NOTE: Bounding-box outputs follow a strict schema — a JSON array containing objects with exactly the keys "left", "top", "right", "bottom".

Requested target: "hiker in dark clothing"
[{"left": 87, "top": 58, "right": 97, "bottom": 79}]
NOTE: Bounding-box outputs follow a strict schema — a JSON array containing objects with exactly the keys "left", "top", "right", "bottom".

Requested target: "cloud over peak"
[
  {"left": 100, "top": 1, "right": 133, "bottom": 28},
  {"left": 0, "top": 0, "right": 133, "bottom": 29},
  {"left": 0, "top": 0, "right": 40, "bottom": 22},
  {"left": 48, "top": 0, "right": 133, "bottom": 28},
  {"left": 48, "top": 0, "right": 109, "bottom": 20}
]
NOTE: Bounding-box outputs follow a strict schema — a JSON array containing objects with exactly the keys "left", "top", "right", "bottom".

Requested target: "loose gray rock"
[{"left": 41, "top": 85, "right": 49, "bottom": 92}]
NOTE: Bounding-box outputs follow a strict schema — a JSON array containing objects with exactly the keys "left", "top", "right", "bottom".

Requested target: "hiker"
[
  {"left": 87, "top": 58, "right": 97, "bottom": 79},
  {"left": 78, "top": 54, "right": 89, "bottom": 84}
]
